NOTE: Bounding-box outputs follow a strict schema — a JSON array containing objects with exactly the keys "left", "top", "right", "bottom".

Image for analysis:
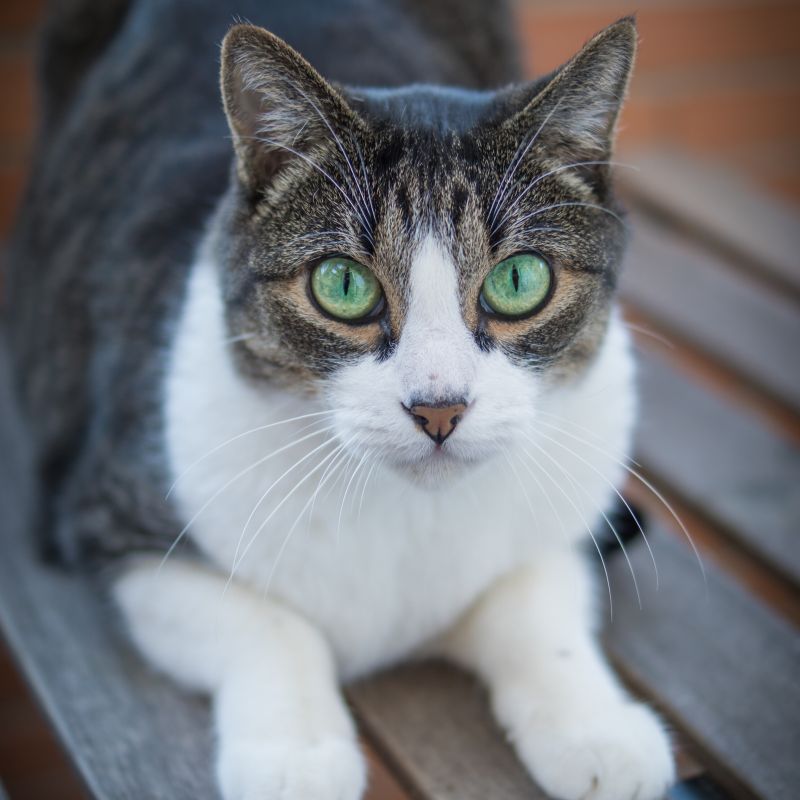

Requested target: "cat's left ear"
[
  {"left": 504, "top": 17, "right": 637, "bottom": 164},
  {"left": 220, "top": 24, "right": 360, "bottom": 192}
]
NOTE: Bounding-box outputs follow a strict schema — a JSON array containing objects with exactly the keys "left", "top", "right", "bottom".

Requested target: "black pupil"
[
  {"left": 343, "top": 267, "right": 351, "bottom": 296},
  {"left": 511, "top": 265, "right": 520, "bottom": 293}
]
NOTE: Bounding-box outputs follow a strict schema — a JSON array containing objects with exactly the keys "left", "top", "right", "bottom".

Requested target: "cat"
[{"left": 5, "top": 1, "right": 675, "bottom": 798}]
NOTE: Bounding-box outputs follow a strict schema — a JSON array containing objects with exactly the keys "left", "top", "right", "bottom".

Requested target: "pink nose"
[{"left": 407, "top": 402, "right": 468, "bottom": 444}]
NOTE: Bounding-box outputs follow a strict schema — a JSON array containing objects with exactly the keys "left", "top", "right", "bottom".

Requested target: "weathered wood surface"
[
  {"left": 620, "top": 150, "right": 800, "bottom": 297},
  {"left": 620, "top": 215, "right": 800, "bottom": 414},
  {"left": 606, "top": 527, "right": 800, "bottom": 800},
  {"left": 351, "top": 663, "right": 549, "bottom": 800},
  {"left": 636, "top": 350, "right": 800, "bottom": 588}
]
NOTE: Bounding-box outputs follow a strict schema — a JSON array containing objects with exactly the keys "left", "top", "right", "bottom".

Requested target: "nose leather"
[{"left": 407, "top": 402, "right": 468, "bottom": 444}]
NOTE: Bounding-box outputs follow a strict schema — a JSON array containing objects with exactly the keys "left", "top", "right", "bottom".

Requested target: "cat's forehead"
[{"left": 348, "top": 85, "right": 500, "bottom": 134}]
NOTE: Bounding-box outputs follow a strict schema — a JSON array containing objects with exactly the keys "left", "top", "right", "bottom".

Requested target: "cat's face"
[{"left": 216, "top": 20, "right": 635, "bottom": 485}]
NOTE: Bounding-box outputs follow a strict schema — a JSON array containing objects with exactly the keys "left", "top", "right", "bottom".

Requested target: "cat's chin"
[{"left": 390, "top": 447, "right": 481, "bottom": 489}]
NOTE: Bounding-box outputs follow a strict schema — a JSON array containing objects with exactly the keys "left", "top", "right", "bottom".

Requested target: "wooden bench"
[{"left": 1, "top": 151, "right": 798, "bottom": 799}]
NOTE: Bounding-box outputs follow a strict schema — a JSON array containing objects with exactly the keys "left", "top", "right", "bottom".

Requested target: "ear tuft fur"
[
  {"left": 220, "top": 24, "right": 358, "bottom": 190},
  {"left": 507, "top": 17, "right": 637, "bottom": 162}
]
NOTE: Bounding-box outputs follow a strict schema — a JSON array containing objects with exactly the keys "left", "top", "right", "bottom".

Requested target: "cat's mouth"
[{"left": 389, "top": 440, "right": 487, "bottom": 487}]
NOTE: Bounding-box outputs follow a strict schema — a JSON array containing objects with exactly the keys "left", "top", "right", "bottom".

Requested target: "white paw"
[
  {"left": 217, "top": 738, "right": 366, "bottom": 800},
  {"left": 515, "top": 702, "right": 675, "bottom": 800}
]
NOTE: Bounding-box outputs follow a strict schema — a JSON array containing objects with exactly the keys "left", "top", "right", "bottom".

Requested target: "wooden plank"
[
  {"left": 624, "top": 307, "right": 800, "bottom": 448},
  {"left": 635, "top": 349, "right": 800, "bottom": 589},
  {"left": 620, "top": 214, "right": 800, "bottom": 414},
  {"left": 351, "top": 662, "right": 549, "bottom": 800},
  {"left": 606, "top": 527, "right": 800, "bottom": 800},
  {"left": 620, "top": 149, "right": 800, "bottom": 298}
]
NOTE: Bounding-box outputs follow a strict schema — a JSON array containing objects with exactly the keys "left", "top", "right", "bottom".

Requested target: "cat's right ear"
[{"left": 220, "top": 24, "right": 358, "bottom": 192}]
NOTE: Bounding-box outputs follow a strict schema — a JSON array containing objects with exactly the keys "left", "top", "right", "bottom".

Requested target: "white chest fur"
[{"left": 164, "top": 256, "right": 635, "bottom": 679}]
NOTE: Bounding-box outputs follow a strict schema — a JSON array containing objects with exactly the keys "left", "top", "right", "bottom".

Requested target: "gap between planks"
[
  {"left": 624, "top": 476, "right": 800, "bottom": 628},
  {"left": 623, "top": 305, "right": 800, "bottom": 448}
]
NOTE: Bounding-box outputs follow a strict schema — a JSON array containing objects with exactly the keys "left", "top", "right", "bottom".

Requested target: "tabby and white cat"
[{"left": 8, "top": 2, "right": 674, "bottom": 798}]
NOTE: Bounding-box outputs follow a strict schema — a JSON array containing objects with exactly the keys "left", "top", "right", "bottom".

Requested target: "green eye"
[
  {"left": 310, "top": 257, "right": 382, "bottom": 321},
  {"left": 481, "top": 252, "right": 552, "bottom": 317}
]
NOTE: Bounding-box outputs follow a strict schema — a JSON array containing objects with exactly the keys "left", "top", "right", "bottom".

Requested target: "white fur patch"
[{"left": 160, "top": 238, "right": 636, "bottom": 678}]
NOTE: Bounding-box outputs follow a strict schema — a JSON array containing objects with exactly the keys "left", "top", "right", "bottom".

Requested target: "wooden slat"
[
  {"left": 606, "top": 526, "right": 800, "bottom": 800},
  {"left": 624, "top": 307, "right": 800, "bottom": 448},
  {"left": 620, "top": 150, "right": 800, "bottom": 298},
  {"left": 351, "top": 663, "right": 549, "bottom": 800},
  {"left": 636, "top": 349, "right": 800, "bottom": 589},
  {"left": 620, "top": 214, "right": 800, "bottom": 414}
]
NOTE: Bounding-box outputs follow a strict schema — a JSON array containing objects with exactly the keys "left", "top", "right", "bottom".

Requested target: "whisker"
[
  {"left": 232, "top": 435, "right": 356, "bottom": 581},
  {"left": 231, "top": 430, "right": 341, "bottom": 572},
  {"left": 624, "top": 322, "right": 675, "bottom": 349},
  {"left": 495, "top": 160, "right": 638, "bottom": 232},
  {"left": 223, "top": 332, "right": 257, "bottom": 346},
  {"left": 166, "top": 408, "right": 339, "bottom": 498},
  {"left": 512, "top": 200, "right": 627, "bottom": 231},
  {"left": 305, "top": 443, "right": 352, "bottom": 536},
  {"left": 535, "top": 411, "right": 642, "bottom": 468},
  {"left": 509, "top": 444, "right": 568, "bottom": 539},
  {"left": 357, "top": 448, "right": 386, "bottom": 524},
  {"left": 500, "top": 446, "right": 539, "bottom": 528},
  {"left": 337, "top": 450, "right": 371, "bottom": 545},
  {"left": 159, "top": 423, "right": 336, "bottom": 571},
  {"left": 520, "top": 431, "right": 642, "bottom": 609},
  {"left": 490, "top": 225, "right": 564, "bottom": 253},
  {"left": 534, "top": 418, "right": 706, "bottom": 589},
  {"left": 489, "top": 99, "right": 564, "bottom": 232},
  {"left": 287, "top": 82, "right": 375, "bottom": 235},
  {"left": 531, "top": 427, "right": 659, "bottom": 590},
  {"left": 353, "top": 138, "right": 376, "bottom": 224},
  {"left": 257, "top": 443, "right": 352, "bottom": 599},
  {"left": 516, "top": 439, "right": 615, "bottom": 619},
  {"left": 245, "top": 135, "right": 374, "bottom": 243}
]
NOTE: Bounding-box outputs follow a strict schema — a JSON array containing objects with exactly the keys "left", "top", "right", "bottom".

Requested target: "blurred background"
[
  {"left": 0, "top": 1, "right": 797, "bottom": 798},
  {"left": 1, "top": 0, "right": 798, "bottom": 236}
]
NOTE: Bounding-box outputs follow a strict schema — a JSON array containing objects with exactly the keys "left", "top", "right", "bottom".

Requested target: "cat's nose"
[{"left": 405, "top": 400, "right": 468, "bottom": 445}]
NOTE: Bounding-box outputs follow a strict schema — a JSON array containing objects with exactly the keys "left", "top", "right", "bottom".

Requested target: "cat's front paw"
[
  {"left": 516, "top": 701, "right": 675, "bottom": 800},
  {"left": 217, "top": 738, "right": 366, "bottom": 800}
]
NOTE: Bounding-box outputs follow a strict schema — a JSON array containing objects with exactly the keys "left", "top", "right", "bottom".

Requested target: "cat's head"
[{"left": 215, "top": 19, "right": 636, "bottom": 485}]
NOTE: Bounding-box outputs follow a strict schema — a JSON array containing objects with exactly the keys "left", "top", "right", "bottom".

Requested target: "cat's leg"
[
  {"left": 114, "top": 558, "right": 366, "bottom": 800},
  {"left": 435, "top": 547, "right": 675, "bottom": 800}
]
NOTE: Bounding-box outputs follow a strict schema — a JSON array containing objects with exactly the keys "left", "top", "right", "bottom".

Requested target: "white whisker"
[
  {"left": 231, "top": 430, "right": 341, "bottom": 573},
  {"left": 534, "top": 418, "right": 706, "bottom": 589},
  {"left": 516, "top": 438, "right": 616, "bottom": 619},
  {"left": 520, "top": 431, "right": 642, "bottom": 610},
  {"left": 166, "top": 408, "right": 339, "bottom": 498},
  {"left": 495, "top": 160, "right": 638, "bottom": 231},
  {"left": 489, "top": 99, "right": 564, "bottom": 231},
  {"left": 159, "top": 423, "right": 336, "bottom": 571},
  {"left": 233, "top": 435, "right": 355, "bottom": 581},
  {"left": 532, "top": 427, "right": 659, "bottom": 590}
]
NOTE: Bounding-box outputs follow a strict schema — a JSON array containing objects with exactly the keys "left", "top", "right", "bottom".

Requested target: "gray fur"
[{"left": 3, "top": 0, "right": 635, "bottom": 564}]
